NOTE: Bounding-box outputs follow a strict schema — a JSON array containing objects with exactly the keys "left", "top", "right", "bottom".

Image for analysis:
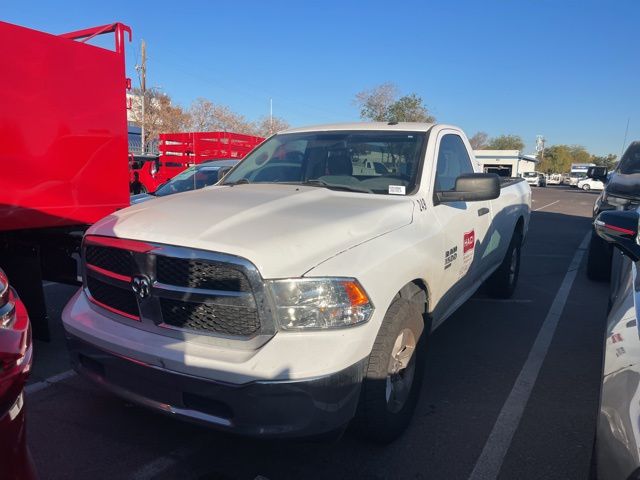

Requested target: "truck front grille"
[
  {"left": 160, "top": 298, "right": 260, "bottom": 336},
  {"left": 86, "top": 275, "right": 139, "bottom": 318},
  {"left": 85, "top": 245, "right": 134, "bottom": 277},
  {"left": 82, "top": 238, "right": 273, "bottom": 344},
  {"left": 156, "top": 256, "right": 252, "bottom": 292}
]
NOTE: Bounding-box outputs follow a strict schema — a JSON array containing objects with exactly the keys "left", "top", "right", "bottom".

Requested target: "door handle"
[{"left": 478, "top": 207, "right": 490, "bottom": 217}]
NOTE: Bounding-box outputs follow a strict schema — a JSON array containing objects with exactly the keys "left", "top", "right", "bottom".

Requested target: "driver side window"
[{"left": 434, "top": 134, "right": 474, "bottom": 191}]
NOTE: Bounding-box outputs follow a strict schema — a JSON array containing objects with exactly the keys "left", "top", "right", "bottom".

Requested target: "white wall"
[{"left": 473, "top": 150, "right": 538, "bottom": 176}]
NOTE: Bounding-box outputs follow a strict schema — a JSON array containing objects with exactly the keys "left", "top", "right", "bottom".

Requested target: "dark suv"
[{"left": 587, "top": 141, "right": 640, "bottom": 280}]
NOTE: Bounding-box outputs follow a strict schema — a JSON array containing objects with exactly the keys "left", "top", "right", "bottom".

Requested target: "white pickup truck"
[{"left": 63, "top": 122, "right": 531, "bottom": 442}]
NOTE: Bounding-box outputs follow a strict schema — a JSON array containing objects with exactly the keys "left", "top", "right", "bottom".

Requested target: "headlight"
[{"left": 267, "top": 278, "right": 374, "bottom": 330}]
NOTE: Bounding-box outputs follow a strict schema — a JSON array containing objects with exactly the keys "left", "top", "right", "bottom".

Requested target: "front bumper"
[{"left": 66, "top": 334, "right": 365, "bottom": 438}]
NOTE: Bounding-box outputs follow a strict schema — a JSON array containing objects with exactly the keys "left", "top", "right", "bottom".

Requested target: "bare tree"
[
  {"left": 354, "top": 83, "right": 434, "bottom": 123},
  {"left": 469, "top": 131, "right": 489, "bottom": 150},
  {"left": 188, "top": 98, "right": 218, "bottom": 131},
  {"left": 129, "top": 88, "right": 190, "bottom": 151},
  {"left": 252, "top": 116, "right": 290, "bottom": 137},
  {"left": 354, "top": 83, "right": 398, "bottom": 121},
  {"left": 187, "top": 99, "right": 259, "bottom": 135}
]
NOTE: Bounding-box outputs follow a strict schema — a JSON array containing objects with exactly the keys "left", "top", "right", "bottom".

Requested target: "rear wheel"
[
  {"left": 582, "top": 184, "right": 591, "bottom": 191},
  {"left": 487, "top": 230, "right": 522, "bottom": 298},
  {"left": 586, "top": 230, "right": 612, "bottom": 281},
  {"left": 353, "top": 298, "right": 426, "bottom": 443}
]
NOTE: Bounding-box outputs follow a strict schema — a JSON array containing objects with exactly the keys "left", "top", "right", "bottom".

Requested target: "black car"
[
  {"left": 587, "top": 142, "right": 640, "bottom": 280},
  {"left": 130, "top": 159, "right": 239, "bottom": 205}
]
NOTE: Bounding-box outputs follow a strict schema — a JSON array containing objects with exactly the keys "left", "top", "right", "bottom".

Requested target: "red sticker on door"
[{"left": 464, "top": 230, "right": 475, "bottom": 253}]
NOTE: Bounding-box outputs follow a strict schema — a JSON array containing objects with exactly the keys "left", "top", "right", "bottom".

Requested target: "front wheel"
[
  {"left": 353, "top": 298, "right": 426, "bottom": 443},
  {"left": 486, "top": 230, "right": 522, "bottom": 298},
  {"left": 582, "top": 184, "right": 591, "bottom": 191}
]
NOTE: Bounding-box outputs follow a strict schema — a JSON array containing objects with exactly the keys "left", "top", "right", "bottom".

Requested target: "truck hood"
[{"left": 90, "top": 184, "right": 415, "bottom": 278}]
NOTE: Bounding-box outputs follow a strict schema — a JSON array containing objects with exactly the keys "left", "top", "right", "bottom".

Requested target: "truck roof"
[{"left": 281, "top": 122, "right": 437, "bottom": 134}]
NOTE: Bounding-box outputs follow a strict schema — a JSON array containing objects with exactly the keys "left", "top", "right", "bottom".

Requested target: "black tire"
[
  {"left": 587, "top": 230, "right": 612, "bottom": 282},
  {"left": 352, "top": 298, "right": 426, "bottom": 444},
  {"left": 486, "top": 230, "right": 522, "bottom": 299}
]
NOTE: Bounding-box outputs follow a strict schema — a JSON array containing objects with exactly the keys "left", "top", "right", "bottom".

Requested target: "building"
[{"left": 473, "top": 150, "right": 538, "bottom": 177}]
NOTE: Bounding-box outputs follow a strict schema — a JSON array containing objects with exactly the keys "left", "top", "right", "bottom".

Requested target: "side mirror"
[
  {"left": 217, "top": 166, "right": 233, "bottom": 182},
  {"left": 588, "top": 166, "right": 608, "bottom": 182},
  {"left": 595, "top": 210, "right": 640, "bottom": 261},
  {"left": 435, "top": 173, "right": 500, "bottom": 203}
]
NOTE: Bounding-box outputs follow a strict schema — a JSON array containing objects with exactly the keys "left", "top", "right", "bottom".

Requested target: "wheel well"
[{"left": 398, "top": 280, "right": 431, "bottom": 332}]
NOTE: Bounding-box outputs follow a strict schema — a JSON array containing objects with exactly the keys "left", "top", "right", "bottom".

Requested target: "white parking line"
[
  {"left": 468, "top": 231, "right": 590, "bottom": 480},
  {"left": 131, "top": 444, "right": 198, "bottom": 480},
  {"left": 533, "top": 200, "right": 560, "bottom": 212},
  {"left": 25, "top": 370, "right": 76, "bottom": 395}
]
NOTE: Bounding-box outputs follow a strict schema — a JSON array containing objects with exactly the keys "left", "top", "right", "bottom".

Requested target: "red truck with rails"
[
  {"left": 0, "top": 20, "right": 132, "bottom": 336},
  {"left": 130, "top": 131, "right": 263, "bottom": 193}
]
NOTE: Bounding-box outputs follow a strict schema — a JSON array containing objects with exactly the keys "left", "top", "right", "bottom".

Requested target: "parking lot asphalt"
[{"left": 26, "top": 185, "right": 609, "bottom": 480}]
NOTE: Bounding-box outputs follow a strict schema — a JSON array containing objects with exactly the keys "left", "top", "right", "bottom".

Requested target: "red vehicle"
[
  {"left": 0, "top": 269, "right": 35, "bottom": 480},
  {"left": 0, "top": 20, "right": 131, "bottom": 336},
  {"left": 130, "top": 131, "right": 263, "bottom": 193},
  {"left": 0, "top": 19, "right": 131, "bottom": 475}
]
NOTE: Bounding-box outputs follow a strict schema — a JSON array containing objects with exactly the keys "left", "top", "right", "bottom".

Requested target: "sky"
[{"left": 4, "top": 0, "right": 638, "bottom": 155}]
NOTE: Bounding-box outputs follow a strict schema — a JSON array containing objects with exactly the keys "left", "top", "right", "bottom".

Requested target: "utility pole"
[
  {"left": 136, "top": 40, "right": 147, "bottom": 154},
  {"left": 536, "top": 135, "right": 545, "bottom": 171},
  {"left": 270, "top": 98, "right": 273, "bottom": 135}
]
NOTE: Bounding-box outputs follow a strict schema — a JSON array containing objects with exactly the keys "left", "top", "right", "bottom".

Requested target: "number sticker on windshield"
[{"left": 388, "top": 185, "right": 406, "bottom": 195}]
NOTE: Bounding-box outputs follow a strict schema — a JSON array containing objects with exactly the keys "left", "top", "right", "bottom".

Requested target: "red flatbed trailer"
[
  {"left": 0, "top": 21, "right": 131, "bottom": 339},
  {"left": 132, "top": 131, "right": 263, "bottom": 193}
]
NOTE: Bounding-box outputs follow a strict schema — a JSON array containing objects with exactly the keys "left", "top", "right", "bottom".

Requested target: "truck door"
[{"left": 431, "top": 132, "right": 491, "bottom": 309}]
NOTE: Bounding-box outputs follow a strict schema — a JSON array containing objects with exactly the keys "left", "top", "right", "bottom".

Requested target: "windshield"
[
  {"left": 155, "top": 166, "right": 221, "bottom": 196},
  {"left": 618, "top": 142, "right": 640, "bottom": 174},
  {"left": 523, "top": 172, "right": 537, "bottom": 178},
  {"left": 222, "top": 131, "right": 427, "bottom": 195}
]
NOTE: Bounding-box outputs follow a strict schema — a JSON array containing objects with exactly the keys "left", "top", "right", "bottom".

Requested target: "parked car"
[
  {"left": 578, "top": 177, "right": 605, "bottom": 191},
  {"left": 63, "top": 122, "right": 531, "bottom": 443},
  {"left": 522, "top": 171, "right": 546, "bottom": 187},
  {"left": 568, "top": 172, "right": 588, "bottom": 187},
  {"left": 592, "top": 208, "right": 640, "bottom": 479},
  {"left": 0, "top": 269, "right": 36, "bottom": 479},
  {"left": 586, "top": 142, "right": 639, "bottom": 281},
  {"left": 130, "top": 159, "right": 239, "bottom": 204},
  {"left": 546, "top": 173, "right": 562, "bottom": 185}
]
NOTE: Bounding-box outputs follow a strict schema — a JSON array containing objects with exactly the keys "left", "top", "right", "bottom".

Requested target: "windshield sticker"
[
  {"left": 388, "top": 185, "right": 406, "bottom": 195},
  {"left": 459, "top": 230, "right": 475, "bottom": 279},
  {"left": 444, "top": 246, "right": 458, "bottom": 270}
]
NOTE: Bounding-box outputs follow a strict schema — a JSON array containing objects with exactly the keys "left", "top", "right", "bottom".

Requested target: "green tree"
[
  {"left": 486, "top": 134, "right": 525, "bottom": 151},
  {"left": 386, "top": 94, "right": 435, "bottom": 123},
  {"left": 355, "top": 83, "right": 435, "bottom": 123},
  {"left": 592, "top": 153, "right": 618, "bottom": 169},
  {"left": 539, "top": 145, "right": 573, "bottom": 173},
  {"left": 569, "top": 145, "right": 591, "bottom": 164}
]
